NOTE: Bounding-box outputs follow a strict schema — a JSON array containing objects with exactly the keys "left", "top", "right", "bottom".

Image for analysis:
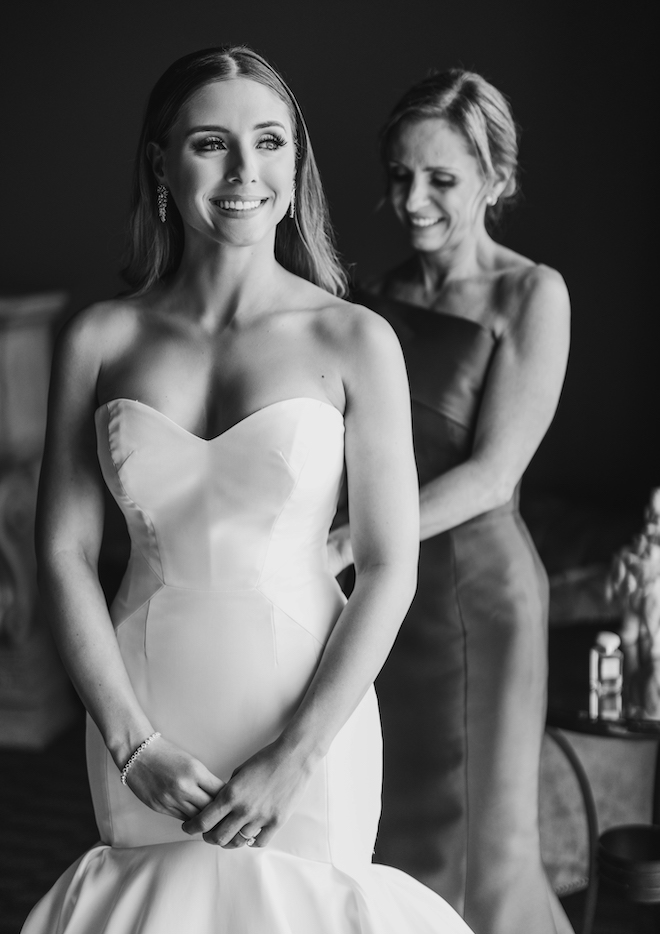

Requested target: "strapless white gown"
[{"left": 22, "top": 397, "right": 471, "bottom": 933}]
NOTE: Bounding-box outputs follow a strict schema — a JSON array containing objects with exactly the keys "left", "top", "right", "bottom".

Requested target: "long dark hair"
[{"left": 123, "top": 46, "right": 347, "bottom": 296}]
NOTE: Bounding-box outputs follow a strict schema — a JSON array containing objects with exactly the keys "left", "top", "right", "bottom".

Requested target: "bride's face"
[{"left": 154, "top": 77, "right": 297, "bottom": 248}]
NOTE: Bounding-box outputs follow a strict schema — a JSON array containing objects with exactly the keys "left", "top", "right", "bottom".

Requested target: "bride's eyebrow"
[
  {"left": 185, "top": 125, "right": 230, "bottom": 137},
  {"left": 253, "top": 121, "right": 287, "bottom": 131},
  {"left": 185, "top": 121, "right": 288, "bottom": 138}
]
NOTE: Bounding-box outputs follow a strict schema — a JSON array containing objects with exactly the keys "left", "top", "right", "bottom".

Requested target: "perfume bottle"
[{"left": 589, "top": 631, "right": 623, "bottom": 720}]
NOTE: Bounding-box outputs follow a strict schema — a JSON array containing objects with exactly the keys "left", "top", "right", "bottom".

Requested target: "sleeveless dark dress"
[{"left": 359, "top": 294, "right": 572, "bottom": 934}]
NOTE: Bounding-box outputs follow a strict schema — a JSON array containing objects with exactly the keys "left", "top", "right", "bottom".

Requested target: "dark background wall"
[{"left": 1, "top": 0, "right": 656, "bottom": 506}]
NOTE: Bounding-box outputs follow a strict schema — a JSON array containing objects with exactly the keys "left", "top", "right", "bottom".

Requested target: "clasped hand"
[
  {"left": 182, "top": 739, "right": 312, "bottom": 848},
  {"left": 123, "top": 736, "right": 224, "bottom": 821},
  {"left": 125, "top": 735, "right": 312, "bottom": 849}
]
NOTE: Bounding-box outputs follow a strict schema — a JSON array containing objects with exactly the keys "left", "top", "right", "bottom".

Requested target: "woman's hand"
[
  {"left": 124, "top": 736, "right": 225, "bottom": 821},
  {"left": 181, "top": 739, "right": 314, "bottom": 848},
  {"left": 327, "top": 524, "right": 353, "bottom": 577}
]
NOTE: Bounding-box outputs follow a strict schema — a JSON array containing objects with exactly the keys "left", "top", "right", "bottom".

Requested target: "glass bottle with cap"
[{"left": 589, "top": 631, "right": 623, "bottom": 720}]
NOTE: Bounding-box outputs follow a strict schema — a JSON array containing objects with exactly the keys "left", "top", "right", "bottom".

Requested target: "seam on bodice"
[
  {"left": 116, "top": 493, "right": 164, "bottom": 586},
  {"left": 113, "top": 582, "right": 164, "bottom": 634},
  {"left": 100, "top": 426, "right": 165, "bottom": 585},
  {"left": 277, "top": 447, "right": 295, "bottom": 473},
  {"left": 260, "top": 594, "right": 326, "bottom": 648},
  {"left": 145, "top": 581, "right": 260, "bottom": 595},
  {"left": 100, "top": 397, "right": 342, "bottom": 597},
  {"left": 108, "top": 446, "right": 135, "bottom": 474},
  {"left": 255, "top": 407, "right": 317, "bottom": 590},
  {"left": 269, "top": 600, "right": 278, "bottom": 667}
]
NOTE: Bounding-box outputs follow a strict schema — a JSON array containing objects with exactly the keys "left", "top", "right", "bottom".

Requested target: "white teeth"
[
  {"left": 410, "top": 216, "right": 440, "bottom": 227},
  {"left": 217, "top": 200, "right": 262, "bottom": 211}
]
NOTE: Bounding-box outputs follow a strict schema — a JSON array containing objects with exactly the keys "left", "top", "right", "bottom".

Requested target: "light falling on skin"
[
  {"left": 150, "top": 78, "right": 297, "bottom": 248},
  {"left": 387, "top": 117, "right": 499, "bottom": 258}
]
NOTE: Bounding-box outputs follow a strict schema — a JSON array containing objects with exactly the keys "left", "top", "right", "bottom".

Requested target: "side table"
[{"left": 547, "top": 621, "right": 660, "bottom": 934}]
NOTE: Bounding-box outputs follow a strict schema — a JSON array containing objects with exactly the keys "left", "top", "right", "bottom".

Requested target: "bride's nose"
[{"left": 225, "top": 144, "right": 257, "bottom": 184}]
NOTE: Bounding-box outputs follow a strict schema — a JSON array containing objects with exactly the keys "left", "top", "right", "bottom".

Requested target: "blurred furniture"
[
  {"left": 520, "top": 493, "right": 659, "bottom": 911},
  {"left": 599, "top": 824, "right": 660, "bottom": 906},
  {"left": 0, "top": 292, "right": 77, "bottom": 747},
  {"left": 547, "top": 620, "right": 660, "bottom": 934},
  {"left": 545, "top": 724, "right": 599, "bottom": 934}
]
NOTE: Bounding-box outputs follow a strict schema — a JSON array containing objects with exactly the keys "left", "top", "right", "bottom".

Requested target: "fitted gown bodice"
[
  {"left": 22, "top": 395, "right": 471, "bottom": 934},
  {"left": 358, "top": 293, "right": 573, "bottom": 934},
  {"left": 89, "top": 396, "right": 369, "bottom": 858}
]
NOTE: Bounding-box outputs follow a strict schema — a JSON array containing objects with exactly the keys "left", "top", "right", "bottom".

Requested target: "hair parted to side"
[
  {"left": 380, "top": 69, "right": 519, "bottom": 225},
  {"left": 123, "top": 46, "right": 347, "bottom": 296}
]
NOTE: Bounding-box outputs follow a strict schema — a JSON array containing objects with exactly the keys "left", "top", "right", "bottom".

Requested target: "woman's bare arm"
[
  {"left": 417, "top": 266, "right": 570, "bottom": 538},
  {"left": 328, "top": 265, "right": 570, "bottom": 570},
  {"left": 37, "top": 307, "right": 222, "bottom": 817},
  {"left": 183, "top": 308, "right": 420, "bottom": 847}
]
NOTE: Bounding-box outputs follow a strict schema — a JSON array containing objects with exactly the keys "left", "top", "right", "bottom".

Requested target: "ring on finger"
[{"left": 237, "top": 827, "right": 260, "bottom": 847}]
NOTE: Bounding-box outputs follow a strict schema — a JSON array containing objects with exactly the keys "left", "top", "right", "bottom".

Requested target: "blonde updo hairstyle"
[{"left": 380, "top": 69, "right": 519, "bottom": 225}]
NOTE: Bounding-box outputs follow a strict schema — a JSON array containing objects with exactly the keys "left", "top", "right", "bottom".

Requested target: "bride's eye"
[
  {"left": 258, "top": 133, "right": 287, "bottom": 151},
  {"left": 193, "top": 136, "right": 226, "bottom": 152}
]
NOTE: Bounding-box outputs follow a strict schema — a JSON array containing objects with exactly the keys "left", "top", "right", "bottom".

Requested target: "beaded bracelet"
[{"left": 120, "top": 731, "right": 161, "bottom": 785}]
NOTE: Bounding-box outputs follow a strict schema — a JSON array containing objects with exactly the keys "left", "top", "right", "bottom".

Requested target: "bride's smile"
[
  {"left": 151, "top": 78, "right": 296, "bottom": 248},
  {"left": 25, "top": 47, "right": 471, "bottom": 934}
]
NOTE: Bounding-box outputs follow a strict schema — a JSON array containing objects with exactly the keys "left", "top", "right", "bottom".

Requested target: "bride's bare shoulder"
[
  {"left": 276, "top": 272, "right": 405, "bottom": 372},
  {"left": 54, "top": 295, "right": 148, "bottom": 368},
  {"left": 313, "top": 293, "right": 402, "bottom": 365},
  {"left": 308, "top": 297, "right": 408, "bottom": 409}
]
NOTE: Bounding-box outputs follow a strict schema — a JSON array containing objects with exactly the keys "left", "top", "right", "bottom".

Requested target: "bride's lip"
[{"left": 211, "top": 197, "right": 268, "bottom": 215}]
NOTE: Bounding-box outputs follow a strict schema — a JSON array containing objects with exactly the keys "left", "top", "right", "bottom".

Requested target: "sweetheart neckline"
[{"left": 95, "top": 396, "right": 344, "bottom": 444}]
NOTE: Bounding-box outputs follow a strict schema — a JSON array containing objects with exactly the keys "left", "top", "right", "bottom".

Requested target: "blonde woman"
[{"left": 330, "top": 70, "right": 572, "bottom": 934}]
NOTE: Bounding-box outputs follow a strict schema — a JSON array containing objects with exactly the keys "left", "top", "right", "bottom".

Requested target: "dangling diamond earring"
[
  {"left": 289, "top": 184, "right": 296, "bottom": 220},
  {"left": 157, "top": 185, "right": 168, "bottom": 223}
]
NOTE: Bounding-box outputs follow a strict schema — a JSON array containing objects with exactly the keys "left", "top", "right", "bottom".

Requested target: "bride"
[{"left": 23, "top": 46, "right": 472, "bottom": 933}]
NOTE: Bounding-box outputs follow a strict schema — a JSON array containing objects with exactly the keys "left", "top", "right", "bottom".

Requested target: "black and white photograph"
[{"left": 0, "top": 3, "right": 656, "bottom": 933}]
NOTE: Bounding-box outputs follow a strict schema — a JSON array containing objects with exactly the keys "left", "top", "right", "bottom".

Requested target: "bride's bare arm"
[
  {"left": 183, "top": 308, "right": 419, "bottom": 847},
  {"left": 280, "top": 309, "right": 419, "bottom": 751},
  {"left": 328, "top": 265, "right": 570, "bottom": 569},
  {"left": 37, "top": 308, "right": 222, "bottom": 818}
]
